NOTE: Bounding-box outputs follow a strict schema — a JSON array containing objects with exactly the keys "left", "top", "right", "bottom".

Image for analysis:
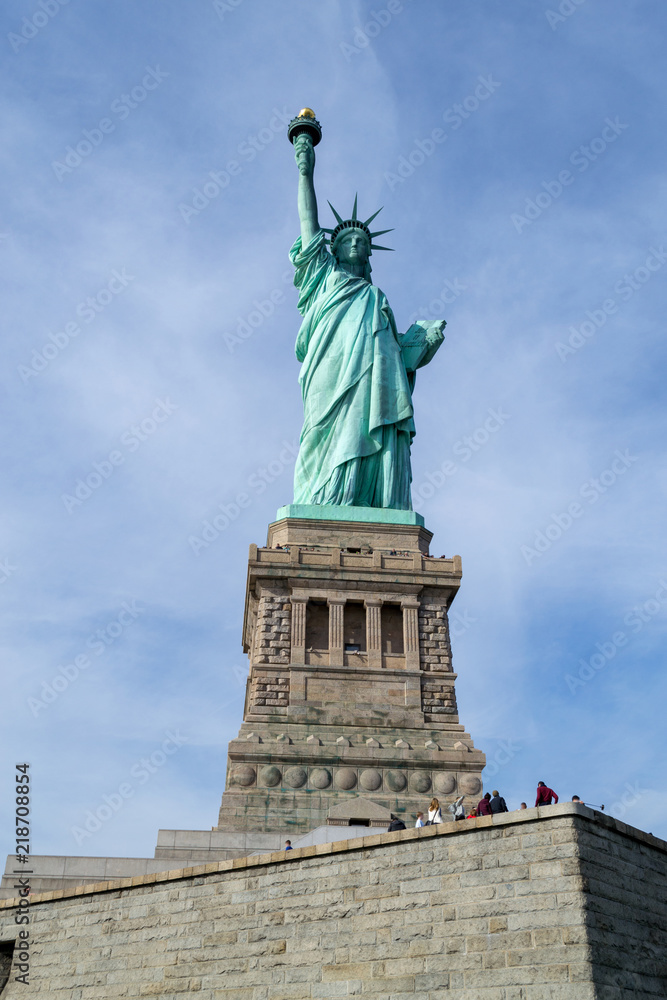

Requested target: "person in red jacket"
[
  {"left": 535, "top": 781, "right": 559, "bottom": 806},
  {"left": 477, "top": 792, "right": 492, "bottom": 815}
]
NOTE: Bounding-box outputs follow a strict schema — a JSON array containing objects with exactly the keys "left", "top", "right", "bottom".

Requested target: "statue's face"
[{"left": 334, "top": 229, "right": 371, "bottom": 266}]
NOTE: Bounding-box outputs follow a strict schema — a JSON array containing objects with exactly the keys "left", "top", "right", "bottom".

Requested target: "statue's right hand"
[{"left": 294, "top": 134, "right": 315, "bottom": 176}]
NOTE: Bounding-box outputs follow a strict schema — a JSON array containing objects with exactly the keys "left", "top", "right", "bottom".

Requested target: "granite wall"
[{"left": 0, "top": 804, "right": 665, "bottom": 999}]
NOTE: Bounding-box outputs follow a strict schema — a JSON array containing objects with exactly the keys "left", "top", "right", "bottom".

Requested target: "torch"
[{"left": 287, "top": 108, "right": 322, "bottom": 147}]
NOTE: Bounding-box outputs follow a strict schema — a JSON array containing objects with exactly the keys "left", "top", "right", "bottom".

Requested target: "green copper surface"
[
  {"left": 275, "top": 504, "right": 425, "bottom": 527},
  {"left": 291, "top": 123, "right": 445, "bottom": 512}
]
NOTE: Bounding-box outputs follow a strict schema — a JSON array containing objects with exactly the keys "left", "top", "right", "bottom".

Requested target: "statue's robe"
[{"left": 290, "top": 230, "right": 431, "bottom": 510}]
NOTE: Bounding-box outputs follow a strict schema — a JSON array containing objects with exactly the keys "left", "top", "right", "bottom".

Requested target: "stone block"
[
  {"left": 534, "top": 927, "right": 563, "bottom": 947},
  {"left": 322, "top": 962, "right": 372, "bottom": 980},
  {"left": 482, "top": 950, "right": 508, "bottom": 970},
  {"left": 63, "top": 857, "right": 109, "bottom": 877}
]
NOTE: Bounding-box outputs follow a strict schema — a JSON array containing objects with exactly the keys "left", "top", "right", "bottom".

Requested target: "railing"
[{"left": 253, "top": 546, "right": 460, "bottom": 575}]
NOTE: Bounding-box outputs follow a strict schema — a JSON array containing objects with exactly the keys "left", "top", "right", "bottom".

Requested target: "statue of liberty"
[{"left": 289, "top": 111, "right": 445, "bottom": 511}]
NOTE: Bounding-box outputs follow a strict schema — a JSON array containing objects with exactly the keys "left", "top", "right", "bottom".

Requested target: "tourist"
[
  {"left": 572, "top": 795, "right": 581, "bottom": 803},
  {"left": 387, "top": 816, "right": 406, "bottom": 832},
  {"left": 466, "top": 807, "right": 478, "bottom": 819},
  {"left": 477, "top": 792, "right": 492, "bottom": 816},
  {"left": 415, "top": 811, "right": 425, "bottom": 828},
  {"left": 448, "top": 795, "right": 466, "bottom": 821},
  {"left": 489, "top": 790, "right": 508, "bottom": 814},
  {"left": 519, "top": 802, "right": 527, "bottom": 810},
  {"left": 535, "top": 781, "right": 559, "bottom": 806},
  {"left": 284, "top": 840, "right": 292, "bottom": 850},
  {"left": 427, "top": 798, "right": 442, "bottom": 824}
]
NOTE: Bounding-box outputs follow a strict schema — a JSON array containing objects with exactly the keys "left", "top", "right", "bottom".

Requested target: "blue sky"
[{"left": 2, "top": 0, "right": 667, "bottom": 861}]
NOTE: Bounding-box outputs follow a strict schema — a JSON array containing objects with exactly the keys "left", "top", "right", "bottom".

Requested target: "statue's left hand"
[{"left": 425, "top": 320, "right": 446, "bottom": 345}]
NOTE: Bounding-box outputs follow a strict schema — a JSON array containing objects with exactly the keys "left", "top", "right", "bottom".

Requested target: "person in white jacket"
[
  {"left": 448, "top": 795, "right": 466, "bottom": 821},
  {"left": 427, "top": 798, "right": 442, "bottom": 824}
]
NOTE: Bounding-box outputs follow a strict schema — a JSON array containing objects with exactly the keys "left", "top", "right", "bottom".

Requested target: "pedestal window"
[
  {"left": 382, "top": 604, "right": 404, "bottom": 654},
  {"left": 344, "top": 602, "right": 367, "bottom": 652}
]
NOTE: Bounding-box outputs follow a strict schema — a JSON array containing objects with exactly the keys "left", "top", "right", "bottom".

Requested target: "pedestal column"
[
  {"left": 402, "top": 599, "right": 420, "bottom": 670},
  {"left": 365, "top": 599, "right": 383, "bottom": 669},
  {"left": 328, "top": 598, "right": 345, "bottom": 667},
  {"left": 290, "top": 597, "right": 307, "bottom": 665}
]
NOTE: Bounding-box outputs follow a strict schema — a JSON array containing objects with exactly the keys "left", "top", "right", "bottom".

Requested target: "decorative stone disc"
[
  {"left": 410, "top": 771, "right": 432, "bottom": 794},
  {"left": 335, "top": 768, "right": 357, "bottom": 790},
  {"left": 385, "top": 770, "right": 407, "bottom": 792},
  {"left": 434, "top": 773, "right": 456, "bottom": 795},
  {"left": 459, "top": 774, "right": 481, "bottom": 795},
  {"left": 359, "top": 768, "right": 382, "bottom": 791},
  {"left": 259, "top": 765, "right": 282, "bottom": 787},
  {"left": 231, "top": 765, "right": 256, "bottom": 787},
  {"left": 284, "top": 766, "right": 308, "bottom": 788},
  {"left": 310, "top": 767, "right": 332, "bottom": 789}
]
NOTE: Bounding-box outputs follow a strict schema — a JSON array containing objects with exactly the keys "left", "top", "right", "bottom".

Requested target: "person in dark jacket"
[
  {"left": 535, "top": 781, "right": 559, "bottom": 806},
  {"left": 489, "top": 790, "right": 508, "bottom": 814},
  {"left": 477, "top": 792, "right": 492, "bottom": 816},
  {"left": 387, "top": 817, "right": 406, "bottom": 831}
]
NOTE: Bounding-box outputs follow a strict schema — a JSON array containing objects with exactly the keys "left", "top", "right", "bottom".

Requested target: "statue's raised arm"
[{"left": 294, "top": 133, "right": 319, "bottom": 249}]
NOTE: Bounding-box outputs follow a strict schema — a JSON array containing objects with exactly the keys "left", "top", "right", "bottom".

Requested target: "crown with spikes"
[{"left": 322, "top": 195, "right": 394, "bottom": 253}]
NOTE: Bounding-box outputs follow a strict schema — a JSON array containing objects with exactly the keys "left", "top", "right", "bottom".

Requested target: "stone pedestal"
[{"left": 216, "top": 514, "right": 485, "bottom": 835}]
